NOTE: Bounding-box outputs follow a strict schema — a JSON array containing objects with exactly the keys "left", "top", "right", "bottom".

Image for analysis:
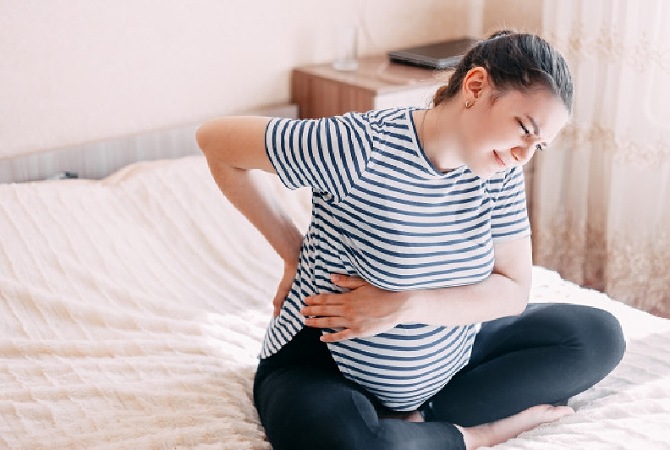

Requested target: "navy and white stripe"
[{"left": 262, "top": 108, "right": 530, "bottom": 410}]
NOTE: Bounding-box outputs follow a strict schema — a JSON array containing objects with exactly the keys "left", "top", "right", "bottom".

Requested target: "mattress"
[{"left": 1, "top": 156, "right": 668, "bottom": 449}]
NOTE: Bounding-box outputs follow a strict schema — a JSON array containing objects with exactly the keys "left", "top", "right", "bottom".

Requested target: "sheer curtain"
[{"left": 532, "top": 0, "right": 670, "bottom": 317}]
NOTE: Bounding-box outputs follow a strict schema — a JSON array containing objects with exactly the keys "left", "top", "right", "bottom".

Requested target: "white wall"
[
  {"left": 0, "top": 0, "right": 541, "bottom": 159},
  {"left": 482, "top": 0, "right": 541, "bottom": 35}
]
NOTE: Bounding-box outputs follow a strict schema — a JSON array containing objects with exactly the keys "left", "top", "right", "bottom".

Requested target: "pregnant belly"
[{"left": 326, "top": 323, "right": 478, "bottom": 411}]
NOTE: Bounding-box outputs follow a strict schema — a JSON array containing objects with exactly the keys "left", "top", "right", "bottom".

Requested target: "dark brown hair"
[{"left": 433, "top": 30, "right": 573, "bottom": 112}]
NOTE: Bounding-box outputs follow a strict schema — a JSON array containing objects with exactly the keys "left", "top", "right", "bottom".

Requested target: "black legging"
[{"left": 253, "top": 303, "right": 625, "bottom": 450}]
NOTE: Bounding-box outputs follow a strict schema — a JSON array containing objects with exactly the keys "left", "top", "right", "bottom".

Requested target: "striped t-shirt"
[{"left": 262, "top": 107, "right": 530, "bottom": 411}]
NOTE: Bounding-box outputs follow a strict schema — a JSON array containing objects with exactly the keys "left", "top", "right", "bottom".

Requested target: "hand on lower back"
[{"left": 273, "top": 261, "right": 299, "bottom": 317}]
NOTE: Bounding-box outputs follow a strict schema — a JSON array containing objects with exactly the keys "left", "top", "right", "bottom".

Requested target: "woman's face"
[{"left": 460, "top": 87, "right": 570, "bottom": 179}]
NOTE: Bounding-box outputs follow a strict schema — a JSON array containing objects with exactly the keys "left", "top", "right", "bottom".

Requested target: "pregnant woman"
[{"left": 196, "top": 30, "right": 625, "bottom": 449}]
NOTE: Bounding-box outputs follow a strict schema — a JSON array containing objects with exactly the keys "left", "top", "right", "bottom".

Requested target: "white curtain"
[{"left": 533, "top": 0, "right": 670, "bottom": 317}]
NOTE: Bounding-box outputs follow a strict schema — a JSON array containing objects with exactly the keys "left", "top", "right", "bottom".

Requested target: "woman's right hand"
[
  {"left": 273, "top": 259, "right": 299, "bottom": 317},
  {"left": 197, "top": 116, "right": 304, "bottom": 318}
]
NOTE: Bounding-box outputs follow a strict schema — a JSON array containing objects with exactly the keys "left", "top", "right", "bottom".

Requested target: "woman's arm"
[
  {"left": 402, "top": 237, "right": 532, "bottom": 323},
  {"left": 196, "top": 117, "right": 304, "bottom": 314},
  {"left": 302, "top": 237, "right": 532, "bottom": 342}
]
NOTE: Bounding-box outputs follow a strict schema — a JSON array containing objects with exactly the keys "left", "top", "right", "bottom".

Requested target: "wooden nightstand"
[{"left": 291, "top": 55, "right": 444, "bottom": 118}]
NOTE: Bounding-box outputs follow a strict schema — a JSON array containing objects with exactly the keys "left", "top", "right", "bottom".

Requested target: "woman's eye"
[
  {"left": 517, "top": 119, "right": 531, "bottom": 135},
  {"left": 517, "top": 118, "right": 546, "bottom": 151}
]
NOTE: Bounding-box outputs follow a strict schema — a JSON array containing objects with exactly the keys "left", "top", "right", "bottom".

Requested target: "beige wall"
[
  {"left": 482, "top": 0, "right": 542, "bottom": 35},
  {"left": 0, "top": 0, "right": 541, "bottom": 159}
]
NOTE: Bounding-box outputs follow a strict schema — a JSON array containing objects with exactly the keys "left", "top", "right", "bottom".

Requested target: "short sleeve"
[
  {"left": 489, "top": 166, "right": 531, "bottom": 241},
  {"left": 265, "top": 114, "right": 371, "bottom": 202}
]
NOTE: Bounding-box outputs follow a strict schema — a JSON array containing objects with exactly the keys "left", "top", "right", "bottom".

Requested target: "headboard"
[{"left": 0, "top": 103, "right": 297, "bottom": 184}]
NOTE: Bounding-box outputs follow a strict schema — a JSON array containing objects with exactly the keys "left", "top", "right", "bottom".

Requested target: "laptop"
[{"left": 388, "top": 37, "right": 479, "bottom": 70}]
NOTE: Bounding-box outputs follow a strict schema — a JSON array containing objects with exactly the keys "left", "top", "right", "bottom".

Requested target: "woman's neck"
[{"left": 416, "top": 103, "right": 464, "bottom": 173}]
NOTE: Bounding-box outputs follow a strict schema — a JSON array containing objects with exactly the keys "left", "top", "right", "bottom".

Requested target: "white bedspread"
[{"left": 1, "top": 156, "right": 668, "bottom": 450}]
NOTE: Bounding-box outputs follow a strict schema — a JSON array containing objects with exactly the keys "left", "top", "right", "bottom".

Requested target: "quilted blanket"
[{"left": 1, "top": 156, "right": 668, "bottom": 449}]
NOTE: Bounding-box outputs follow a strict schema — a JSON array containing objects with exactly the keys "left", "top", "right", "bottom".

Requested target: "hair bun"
[{"left": 487, "top": 29, "right": 514, "bottom": 40}]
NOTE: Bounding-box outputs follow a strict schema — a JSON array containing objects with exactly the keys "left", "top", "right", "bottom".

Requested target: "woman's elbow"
[
  {"left": 195, "top": 116, "right": 273, "bottom": 172},
  {"left": 512, "top": 295, "right": 530, "bottom": 316},
  {"left": 510, "top": 282, "right": 532, "bottom": 316},
  {"left": 195, "top": 121, "right": 218, "bottom": 157}
]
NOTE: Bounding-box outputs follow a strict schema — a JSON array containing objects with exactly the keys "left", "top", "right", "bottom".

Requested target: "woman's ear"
[{"left": 461, "top": 66, "right": 491, "bottom": 101}]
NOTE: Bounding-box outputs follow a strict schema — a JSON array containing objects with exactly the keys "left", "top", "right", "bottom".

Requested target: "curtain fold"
[{"left": 534, "top": 0, "right": 670, "bottom": 317}]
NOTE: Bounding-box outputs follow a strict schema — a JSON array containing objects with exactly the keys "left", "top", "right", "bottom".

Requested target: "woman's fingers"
[
  {"left": 273, "top": 261, "right": 300, "bottom": 316},
  {"left": 300, "top": 275, "right": 396, "bottom": 341},
  {"left": 273, "top": 280, "right": 293, "bottom": 316},
  {"left": 304, "top": 316, "right": 348, "bottom": 329},
  {"left": 273, "top": 292, "right": 286, "bottom": 317},
  {"left": 331, "top": 273, "right": 368, "bottom": 289},
  {"left": 301, "top": 303, "right": 341, "bottom": 316},
  {"left": 320, "top": 329, "right": 355, "bottom": 343}
]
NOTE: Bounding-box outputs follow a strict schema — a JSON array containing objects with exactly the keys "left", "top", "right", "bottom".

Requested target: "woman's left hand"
[{"left": 301, "top": 274, "right": 407, "bottom": 343}]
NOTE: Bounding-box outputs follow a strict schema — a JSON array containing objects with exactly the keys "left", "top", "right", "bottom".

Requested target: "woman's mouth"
[{"left": 493, "top": 150, "right": 507, "bottom": 168}]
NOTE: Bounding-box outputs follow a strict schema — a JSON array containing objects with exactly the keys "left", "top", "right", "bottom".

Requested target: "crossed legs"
[{"left": 253, "top": 303, "right": 625, "bottom": 450}]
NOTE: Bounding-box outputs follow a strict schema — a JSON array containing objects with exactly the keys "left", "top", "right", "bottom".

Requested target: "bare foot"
[{"left": 458, "top": 404, "right": 574, "bottom": 449}]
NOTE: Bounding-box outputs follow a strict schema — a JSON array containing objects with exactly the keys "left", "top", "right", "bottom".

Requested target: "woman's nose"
[{"left": 511, "top": 140, "right": 539, "bottom": 164}]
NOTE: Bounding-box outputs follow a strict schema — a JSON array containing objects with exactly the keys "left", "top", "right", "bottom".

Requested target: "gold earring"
[{"left": 465, "top": 100, "right": 474, "bottom": 109}]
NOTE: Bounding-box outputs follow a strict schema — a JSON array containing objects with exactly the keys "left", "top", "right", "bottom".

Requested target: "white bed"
[{"left": 1, "top": 155, "right": 669, "bottom": 450}]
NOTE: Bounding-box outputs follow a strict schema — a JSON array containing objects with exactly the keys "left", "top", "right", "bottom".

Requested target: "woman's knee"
[
  {"left": 316, "top": 391, "right": 388, "bottom": 450},
  {"left": 548, "top": 304, "right": 626, "bottom": 375},
  {"left": 258, "top": 376, "right": 386, "bottom": 450},
  {"left": 575, "top": 306, "right": 624, "bottom": 364}
]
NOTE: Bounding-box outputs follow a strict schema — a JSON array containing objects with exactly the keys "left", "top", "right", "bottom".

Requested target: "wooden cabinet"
[{"left": 291, "top": 55, "right": 444, "bottom": 118}]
